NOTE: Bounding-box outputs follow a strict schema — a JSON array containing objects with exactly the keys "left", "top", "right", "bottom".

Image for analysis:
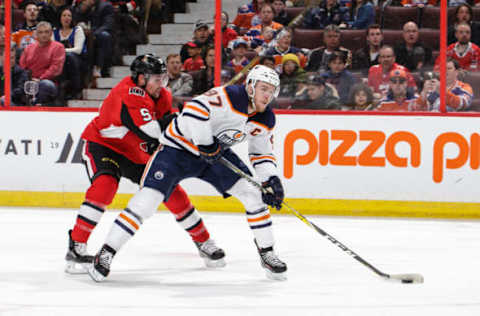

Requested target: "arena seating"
[{"left": 381, "top": 6, "right": 420, "bottom": 30}]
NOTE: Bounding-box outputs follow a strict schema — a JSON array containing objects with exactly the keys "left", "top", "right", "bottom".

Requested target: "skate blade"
[
  {"left": 203, "top": 257, "right": 226, "bottom": 268},
  {"left": 87, "top": 266, "right": 107, "bottom": 282},
  {"left": 265, "top": 269, "right": 287, "bottom": 281},
  {"left": 65, "top": 261, "right": 91, "bottom": 274}
]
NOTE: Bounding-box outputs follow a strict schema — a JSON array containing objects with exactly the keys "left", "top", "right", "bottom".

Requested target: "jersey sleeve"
[
  {"left": 247, "top": 110, "right": 278, "bottom": 182},
  {"left": 121, "top": 88, "right": 161, "bottom": 141},
  {"left": 181, "top": 95, "right": 214, "bottom": 146}
]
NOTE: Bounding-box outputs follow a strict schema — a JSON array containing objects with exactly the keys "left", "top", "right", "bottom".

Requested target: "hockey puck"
[{"left": 402, "top": 279, "right": 413, "bottom": 284}]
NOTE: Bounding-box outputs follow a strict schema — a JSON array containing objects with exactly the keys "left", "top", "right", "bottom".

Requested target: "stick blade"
[{"left": 388, "top": 273, "right": 424, "bottom": 284}]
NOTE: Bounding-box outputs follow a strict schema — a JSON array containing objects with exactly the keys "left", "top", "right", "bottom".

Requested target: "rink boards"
[{"left": 1, "top": 110, "right": 480, "bottom": 218}]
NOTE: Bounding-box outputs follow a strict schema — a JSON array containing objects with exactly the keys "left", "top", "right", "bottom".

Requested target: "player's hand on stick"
[
  {"left": 262, "top": 176, "right": 284, "bottom": 210},
  {"left": 198, "top": 137, "right": 224, "bottom": 164}
]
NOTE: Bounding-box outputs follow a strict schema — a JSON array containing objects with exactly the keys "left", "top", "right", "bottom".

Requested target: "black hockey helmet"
[{"left": 130, "top": 54, "right": 167, "bottom": 84}]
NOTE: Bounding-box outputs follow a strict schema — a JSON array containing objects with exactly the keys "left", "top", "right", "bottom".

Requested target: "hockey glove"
[
  {"left": 158, "top": 112, "right": 177, "bottom": 131},
  {"left": 198, "top": 138, "right": 224, "bottom": 164},
  {"left": 261, "top": 176, "right": 284, "bottom": 210}
]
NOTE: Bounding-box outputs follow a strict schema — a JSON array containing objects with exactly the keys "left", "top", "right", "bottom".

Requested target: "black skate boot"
[
  {"left": 88, "top": 244, "right": 116, "bottom": 282},
  {"left": 65, "top": 230, "right": 94, "bottom": 274},
  {"left": 195, "top": 239, "right": 226, "bottom": 268},
  {"left": 255, "top": 239, "right": 287, "bottom": 281}
]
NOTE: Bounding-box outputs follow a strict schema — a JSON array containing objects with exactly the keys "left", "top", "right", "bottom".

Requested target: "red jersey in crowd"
[
  {"left": 183, "top": 55, "right": 204, "bottom": 71},
  {"left": 81, "top": 76, "right": 172, "bottom": 164},
  {"left": 443, "top": 42, "right": 480, "bottom": 71}
]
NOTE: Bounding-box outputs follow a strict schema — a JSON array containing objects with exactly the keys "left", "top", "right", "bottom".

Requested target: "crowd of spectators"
[
  {"left": 161, "top": 0, "right": 480, "bottom": 112},
  {"left": 1, "top": 0, "right": 480, "bottom": 112},
  {"left": 1, "top": 0, "right": 147, "bottom": 105}
]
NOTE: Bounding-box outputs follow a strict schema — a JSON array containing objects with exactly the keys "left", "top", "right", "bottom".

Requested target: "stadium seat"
[
  {"left": 375, "top": 6, "right": 382, "bottom": 25},
  {"left": 284, "top": 7, "right": 304, "bottom": 26},
  {"left": 292, "top": 29, "right": 323, "bottom": 49},
  {"left": 381, "top": 6, "right": 420, "bottom": 30},
  {"left": 14, "top": 9, "right": 25, "bottom": 27},
  {"left": 463, "top": 72, "right": 480, "bottom": 100},
  {"left": 274, "top": 97, "right": 293, "bottom": 109},
  {"left": 420, "top": 6, "right": 456, "bottom": 29},
  {"left": 340, "top": 30, "right": 365, "bottom": 51},
  {"left": 469, "top": 98, "right": 480, "bottom": 111},
  {"left": 419, "top": 28, "right": 440, "bottom": 51},
  {"left": 473, "top": 7, "right": 480, "bottom": 21},
  {"left": 292, "top": 29, "right": 365, "bottom": 51},
  {"left": 381, "top": 29, "right": 403, "bottom": 46}
]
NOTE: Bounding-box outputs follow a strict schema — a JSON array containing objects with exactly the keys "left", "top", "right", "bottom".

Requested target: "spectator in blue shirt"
[{"left": 348, "top": 0, "right": 375, "bottom": 30}]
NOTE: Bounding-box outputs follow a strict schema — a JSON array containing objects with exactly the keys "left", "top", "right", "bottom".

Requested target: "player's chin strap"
[{"left": 218, "top": 156, "right": 424, "bottom": 284}]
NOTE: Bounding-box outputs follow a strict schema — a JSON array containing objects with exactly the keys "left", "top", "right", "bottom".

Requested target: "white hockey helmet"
[{"left": 246, "top": 65, "right": 280, "bottom": 99}]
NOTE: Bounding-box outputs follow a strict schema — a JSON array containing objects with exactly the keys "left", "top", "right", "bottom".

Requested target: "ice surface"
[{"left": 1, "top": 207, "right": 479, "bottom": 316}]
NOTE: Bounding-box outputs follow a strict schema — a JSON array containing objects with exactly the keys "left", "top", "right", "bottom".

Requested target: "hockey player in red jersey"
[
  {"left": 65, "top": 54, "right": 225, "bottom": 274},
  {"left": 88, "top": 65, "right": 287, "bottom": 282}
]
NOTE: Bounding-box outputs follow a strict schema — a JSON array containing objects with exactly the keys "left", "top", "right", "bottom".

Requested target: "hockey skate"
[
  {"left": 88, "top": 244, "right": 116, "bottom": 282},
  {"left": 65, "top": 230, "right": 94, "bottom": 274},
  {"left": 195, "top": 239, "right": 226, "bottom": 268},
  {"left": 255, "top": 239, "right": 287, "bottom": 281}
]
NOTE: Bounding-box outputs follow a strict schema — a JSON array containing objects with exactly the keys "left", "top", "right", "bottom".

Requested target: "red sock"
[{"left": 165, "top": 185, "right": 210, "bottom": 243}]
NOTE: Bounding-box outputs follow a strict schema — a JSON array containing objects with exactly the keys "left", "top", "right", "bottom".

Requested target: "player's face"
[
  {"left": 253, "top": 81, "right": 276, "bottom": 112},
  {"left": 145, "top": 74, "right": 167, "bottom": 98}
]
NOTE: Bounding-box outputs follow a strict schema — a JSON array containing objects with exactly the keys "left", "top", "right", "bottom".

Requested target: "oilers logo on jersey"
[{"left": 217, "top": 129, "right": 246, "bottom": 147}]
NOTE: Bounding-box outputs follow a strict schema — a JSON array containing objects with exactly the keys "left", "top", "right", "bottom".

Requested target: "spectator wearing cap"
[
  {"left": 264, "top": 28, "right": 306, "bottom": 71},
  {"left": 305, "top": 24, "right": 352, "bottom": 73},
  {"left": 346, "top": 0, "right": 375, "bottom": 30},
  {"left": 248, "top": 3, "right": 283, "bottom": 37},
  {"left": 180, "top": 19, "right": 213, "bottom": 63},
  {"left": 166, "top": 53, "right": 193, "bottom": 97},
  {"left": 183, "top": 41, "right": 204, "bottom": 71},
  {"left": 279, "top": 53, "right": 307, "bottom": 98},
  {"left": 375, "top": 69, "right": 417, "bottom": 112},
  {"left": 295, "top": 74, "right": 342, "bottom": 110},
  {"left": 322, "top": 50, "right": 356, "bottom": 105},
  {"left": 302, "top": 0, "right": 349, "bottom": 30},
  {"left": 414, "top": 58, "right": 473, "bottom": 112},
  {"left": 437, "top": 22, "right": 480, "bottom": 72},
  {"left": 272, "top": 0, "right": 289, "bottom": 26},
  {"left": 394, "top": 21, "right": 432, "bottom": 72},
  {"left": 368, "top": 45, "right": 416, "bottom": 100},
  {"left": 19, "top": 21, "right": 65, "bottom": 106},
  {"left": 353, "top": 24, "right": 383, "bottom": 73},
  {"left": 226, "top": 39, "right": 250, "bottom": 73}
]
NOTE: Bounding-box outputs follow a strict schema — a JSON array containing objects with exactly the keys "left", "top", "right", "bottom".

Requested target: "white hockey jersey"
[{"left": 160, "top": 85, "right": 278, "bottom": 181}]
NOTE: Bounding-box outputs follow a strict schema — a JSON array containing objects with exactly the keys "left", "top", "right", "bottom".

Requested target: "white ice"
[{"left": 1, "top": 207, "right": 480, "bottom": 316}]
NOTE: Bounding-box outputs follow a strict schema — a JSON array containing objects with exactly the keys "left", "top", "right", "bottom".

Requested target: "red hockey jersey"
[{"left": 82, "top": 76, "right": 172, "bottom": 164}]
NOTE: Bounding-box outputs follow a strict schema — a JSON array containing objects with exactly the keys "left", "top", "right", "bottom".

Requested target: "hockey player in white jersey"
[{"left": 88, "top": 65, "right": 287, "bottom": 282}]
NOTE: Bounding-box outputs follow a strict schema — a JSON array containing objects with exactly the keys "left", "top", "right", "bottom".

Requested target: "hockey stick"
[
  {"left": 219, "top": 156, "right": 424, "bottom": 284},
  {"left": 226, "top": 0, "right": 321, "bottom": 86}
]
